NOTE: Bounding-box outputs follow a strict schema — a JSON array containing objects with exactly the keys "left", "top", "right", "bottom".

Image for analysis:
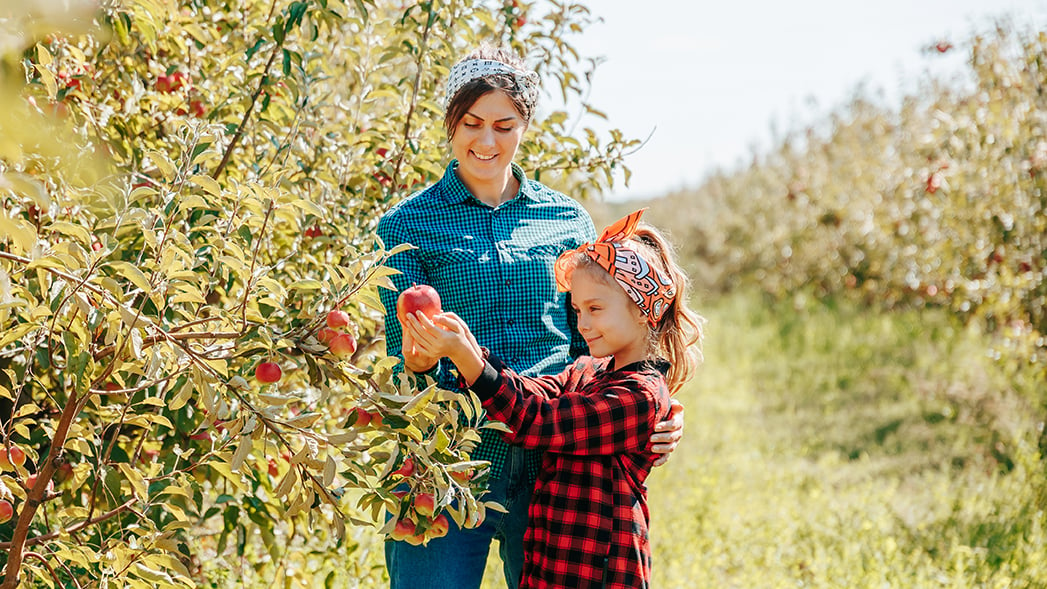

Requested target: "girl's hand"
[
  {"left": 651, "top": 398, "right": 684, "bottom": 466},
  {"left": 404, "top": 312, "right": 485, "bottom": 385}
]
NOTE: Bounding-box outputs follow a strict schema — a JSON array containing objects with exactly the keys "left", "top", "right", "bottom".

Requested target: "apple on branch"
[
  {"left": 255, "top": 362, "right": 282, "bottom": 383},
  {"left": 429, "top": 513, "right": 450, "bottom": 538},
  {"left": 414, "top": 493, "right": 435, "bottom": 518},
  {"left": 0, "top": 446, "right": 26, "bottom": 470},
  {"left": 326, "top": 309, "right": 351, "bottom": 329},
  {"left": 390, "top": 516, "right": 416, "bottom": 541},
  {"left": 329, "top": 333, "right": 357, "bottom": 358}
]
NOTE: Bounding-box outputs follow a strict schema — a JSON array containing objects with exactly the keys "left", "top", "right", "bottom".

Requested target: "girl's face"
[
  {"left": 570, "top": 267, "right": 649, "bottom": 367},
  {"left": 450, "top": 90, "right": 527, "bottom": 191}
]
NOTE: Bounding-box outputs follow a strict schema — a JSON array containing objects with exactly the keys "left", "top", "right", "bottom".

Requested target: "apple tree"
[{"left": 0, "top": 0, "right": 636, "bottom": 586}]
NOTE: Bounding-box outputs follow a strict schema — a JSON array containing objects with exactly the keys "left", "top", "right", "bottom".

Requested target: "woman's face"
[{"left": 450, "top": 90, "right": 527, "bottom": 189}]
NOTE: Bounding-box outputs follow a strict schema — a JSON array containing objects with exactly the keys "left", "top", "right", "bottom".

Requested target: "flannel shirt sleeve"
[{"left": 471, "top": 356, "right": 661, "bottom": 456}]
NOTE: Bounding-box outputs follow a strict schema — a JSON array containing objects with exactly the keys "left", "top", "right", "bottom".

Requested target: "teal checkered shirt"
[{"left": 377, "top": 160, "right": 596, "bottom": 481}]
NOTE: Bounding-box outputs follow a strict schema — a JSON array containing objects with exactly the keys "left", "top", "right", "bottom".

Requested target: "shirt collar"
[{"left": 440, "top": 160, "right": 539, "bottom": 205}]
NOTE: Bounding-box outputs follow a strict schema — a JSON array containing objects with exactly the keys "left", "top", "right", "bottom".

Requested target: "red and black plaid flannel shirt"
[{"left": 470, "top": 353, "right": 672, "bottom": 589}]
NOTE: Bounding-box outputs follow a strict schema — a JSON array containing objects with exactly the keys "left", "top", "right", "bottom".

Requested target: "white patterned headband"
[{"left": 444, "top": 58, "right": 540, "bottom": 115}]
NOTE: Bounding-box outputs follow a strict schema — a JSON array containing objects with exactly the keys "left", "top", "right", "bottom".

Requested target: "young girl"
[{"left": 402, "top": 209, "right": 704, "bottom": 589}]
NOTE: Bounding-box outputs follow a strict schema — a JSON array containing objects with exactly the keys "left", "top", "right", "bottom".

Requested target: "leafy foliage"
[
  {"left": 0, "top": 0, "right": 637, "bottom": 586},
  {"left": 621, "top": 23, "right": 1047, "bottom": 430}
]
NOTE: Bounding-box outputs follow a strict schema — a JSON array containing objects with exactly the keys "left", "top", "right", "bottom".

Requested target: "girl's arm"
[
  {"left": 472, "top": 356, "right": 666, "bottom": 456},
  {"left": 405, "top": 311, "right": 662, "bottom": 455},
  {"left": 403, "top": 311, "right": 576, "bottom": 399}
]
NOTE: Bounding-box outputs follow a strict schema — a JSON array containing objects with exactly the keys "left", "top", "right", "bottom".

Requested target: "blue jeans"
[{"left": 385, "top": 446, "right": 535, "bottom": 589}]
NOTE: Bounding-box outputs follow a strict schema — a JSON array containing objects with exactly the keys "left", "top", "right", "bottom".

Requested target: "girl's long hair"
[{"left": 626, "top": 224, "right": 705, "bottom": 394}]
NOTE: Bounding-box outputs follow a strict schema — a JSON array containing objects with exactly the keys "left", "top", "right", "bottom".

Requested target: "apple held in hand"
[{"left": 396, "top": 284, "right": 441, "bottom": 323}]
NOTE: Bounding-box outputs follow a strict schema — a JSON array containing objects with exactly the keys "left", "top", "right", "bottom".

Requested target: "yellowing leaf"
[
  {"left": 108, "top": 261, "right": 153, "bottom": 295},
  {"left": 0, "top": 323, "right": 39, "bottom": 348},
  {"left": 0, "top": 212, "right": 38, "bottom": 255},
  {"left": 49, "top": 221, "right": 92, "bottom": 244},
  {"left": 209, "top": 460, "right": 247, "bottom": 492},
  {"left": 117, "top": 463, "right": 149, "bottom": 501},
  {"left": 189, "top": 174, "right": 222, "bottom": 197}
]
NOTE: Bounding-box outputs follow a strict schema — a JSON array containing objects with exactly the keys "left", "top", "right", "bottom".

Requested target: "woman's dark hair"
[{"left": 444, "top": 45, "right": 536, "bottom": 139}]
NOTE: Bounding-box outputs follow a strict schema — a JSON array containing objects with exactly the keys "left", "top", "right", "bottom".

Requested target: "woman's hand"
[
  {"left": 650, "top": 398, "right": 684, "bottom": 466},
  {"left": 399, "top": 316, "right": 441, "bottom": 373}
]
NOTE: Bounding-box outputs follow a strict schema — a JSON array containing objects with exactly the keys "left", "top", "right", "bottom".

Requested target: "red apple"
[
  {"left": 396, "top": 284, "right": 442, "bottom": 323},
  {"left": 392, "top": 457, "right": 415, "bottom": 478},
  {"left": 404, "top": 533, "right": 425, "bottom": 546},
  {"left": 305, "top": 225, "right": 322, "bottom": 238},
  {"left": 351, "top": 407, "right": 372, "bottom": 427},
  {"left": 268, "top": 458, "right": 279, "bottom": 477},
  {"left": 390, "top": 517, "right": 416, "bottom": 541},
  {"left": 0, "top": 446, "right": 26, "bottom": 470},
  {"left": 317, "top": 328, "right": 340, "bottom": 344},
  {"left": 0, "top": 499, "right": 12, "bottom": 523},
  {"left": 329, "top": 333, "right": 357, "bottom": 358},
  {"left": 430, "top": 513, "right": 450, "bottom": 538},
  {"left": 26, "top": 473, "right": 54, "bottom": 495},
  {"left": 463, "top": 508, "right": 484, "bottom": 529},
  {"left": 167, "top": 71, "right": 189, "bottom": 91},
  {"left": 255, "top": 362, "right": 282, "bottom": 383},
  {"left": 925, "top": 173, "right": 941, "bottom": 194},
  {"left": 326, "top": 309, "right": 351, "bottom": 328},
  {"left": 449, "top": 469, "right": 473, "bottom": 485},
  {"left": 414, "top": 493, "right": 435, "bottom": 517}
]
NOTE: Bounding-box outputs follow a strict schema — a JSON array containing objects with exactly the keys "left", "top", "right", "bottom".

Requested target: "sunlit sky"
[{"left": 561, "top": 0, "right": 1047, "bottom": 201}]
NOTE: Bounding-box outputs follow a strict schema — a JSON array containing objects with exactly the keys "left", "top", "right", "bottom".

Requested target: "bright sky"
[{"left": 567, "top": 0, "right": 1047, "bottom": 201}]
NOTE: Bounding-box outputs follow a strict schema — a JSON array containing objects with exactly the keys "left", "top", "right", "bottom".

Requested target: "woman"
[{"left": 376, "top": 45, "right": 684, "bottom": 589}]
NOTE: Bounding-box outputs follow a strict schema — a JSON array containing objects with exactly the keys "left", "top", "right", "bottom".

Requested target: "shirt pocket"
[{"left": 418, "top": 247, "right": 493, "bottom": 299}]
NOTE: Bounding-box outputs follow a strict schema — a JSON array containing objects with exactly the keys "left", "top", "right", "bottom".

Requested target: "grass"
[{"left": 646, "top": 292, "right": 1046, "bottom": 588}]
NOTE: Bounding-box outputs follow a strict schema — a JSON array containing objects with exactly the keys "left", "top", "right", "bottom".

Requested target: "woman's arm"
[{"left": 376, "top": 215, "right": 440, "bottom": 373}]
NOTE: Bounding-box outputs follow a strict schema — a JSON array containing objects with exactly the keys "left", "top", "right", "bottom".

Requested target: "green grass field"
[
  {"left": 475, "top": 293, "right": 1047, "bottom": 589},
  {"left": 644, "top": 293, "right": 1046, "bottom": 588}
]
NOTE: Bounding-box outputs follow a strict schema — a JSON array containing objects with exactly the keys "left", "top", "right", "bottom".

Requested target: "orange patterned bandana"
[{"left": 555, "top": 209, "right": 676, "bottom": 324}]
